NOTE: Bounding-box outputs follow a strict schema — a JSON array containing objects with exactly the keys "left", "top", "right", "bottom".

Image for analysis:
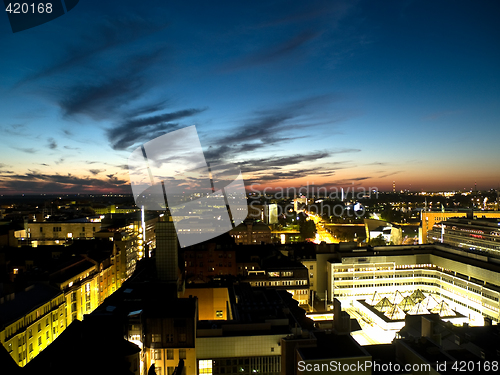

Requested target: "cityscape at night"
[{"left": 1, "top": 1, "right": 500, "bottom": 374}]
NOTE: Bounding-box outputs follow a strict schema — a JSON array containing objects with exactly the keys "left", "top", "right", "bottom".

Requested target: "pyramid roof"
[
  {"left": 398, "top": 296, "right": 416, "bottom": 312},
  {"left": 374, "top": 297, "right": 393, "bottom": 313},
  {"left": 410, "top": 289, "right": 426, "bottom": 303},
  {"left": 407, "top": 302, "right": 430, "bottom": 315},
  {"left": 389, "top": 290, "right": 405, "bottom": 305},
  {"left": 385, "top": 304, "right": 406, "bottom": 320},
  {"left": 430, "top": 301, "right": 455, "bottom": 317},
  {"left": 367, "top": 291, "right": 382, "bottom": 306},
  {"left": 421, "top": 294, "right": 439, "bottom": 310}
]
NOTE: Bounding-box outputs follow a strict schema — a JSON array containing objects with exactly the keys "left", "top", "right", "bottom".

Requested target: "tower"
[{"left": 155, "top": 216, "right": 178, "bottom": 283}]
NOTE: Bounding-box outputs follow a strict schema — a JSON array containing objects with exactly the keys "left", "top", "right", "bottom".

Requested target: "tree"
[
  {"left": 369, "top": 234, "right": 387, "bottom": 246},
  {"left": 300, "top": 220, "right": 317, "bottom": 239}
]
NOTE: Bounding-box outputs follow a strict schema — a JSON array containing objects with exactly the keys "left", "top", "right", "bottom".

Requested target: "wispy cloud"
[
  {"left": 12, "top": 147, "right": 37, "bottom": 154},
  {"left": 48, "top": 138, "right": 57, "bottom": 149},
  {"left": 222, "top": 30, "right": 322, "bottom": 72},
  {"left": 204, "top": 94, "right": 342, "bottom": 163},
  {"left": 15, "top": 15, "right": 169, "bottom": 87},
  {"left": 0, "top": 172, "right": 130, "bottom": 194},
  {"left": 57, "top": 49, "right": 168, "bottom": 120},
  {"left": 107, "top": 108, "right": 207, "bottom": 150}
]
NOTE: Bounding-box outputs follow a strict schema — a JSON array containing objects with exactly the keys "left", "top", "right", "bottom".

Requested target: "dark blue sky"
[{"left": 1, "top": 0, "right": 499, "bottom": 194}]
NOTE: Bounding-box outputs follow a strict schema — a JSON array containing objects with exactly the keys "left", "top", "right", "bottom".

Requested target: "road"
[{"left": 305, "top": 212, "right": 338, "bottom": 243}]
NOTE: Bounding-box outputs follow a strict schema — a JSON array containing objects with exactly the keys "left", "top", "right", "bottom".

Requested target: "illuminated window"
[
  {"left": 152, "top": 334, "right": 161, "bottom": 343},
  {"left": 38, "top": 337, "right": 41, "bottom": 346},
  {"left": 199, "top": 360, "right": 213, "bottom": 375},
  {"left": 216, "top": 310, "right": 223, "bottom": 318},
  {"left": 154, "top": 349, "right": 161, "bottom": 360},
  {"left": 166, "top": 349, "right": 174, "bottom": 360},
  {"left": 179, "top": 349, "right": 186, "bottom": 359}
]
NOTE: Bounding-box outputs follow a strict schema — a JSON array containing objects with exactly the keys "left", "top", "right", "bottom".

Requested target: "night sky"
[{"left": 1, "top": 0, "right": 499, "bottom": 195}]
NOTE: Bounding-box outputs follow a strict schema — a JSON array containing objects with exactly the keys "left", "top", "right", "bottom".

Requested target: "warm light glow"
[{"left": 199, "top": 360, "right": 213, "bottom": 375}]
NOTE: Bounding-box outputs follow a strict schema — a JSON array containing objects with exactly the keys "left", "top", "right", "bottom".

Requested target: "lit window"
[
  {"left": 167, "top": 349, "right": 174, "bottom": 360},
  {"left": 215, "top": 310, "right": 223, "bottom": 319},
  {"left": 152, "top": 334, "right": 161, "bottom": 343},
  {"left": 199, "top": 360, "right": 213, "bottom": 375},
  {"left": 154, "top": 349, "right": 161, "bottom": 360}
]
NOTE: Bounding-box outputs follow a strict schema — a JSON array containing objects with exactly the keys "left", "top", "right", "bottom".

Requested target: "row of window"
[
  {"left": 252, "top": 280, "right": 308, "bottom": 287},
  {"left": 335, "top": 272, "right": 500, "bottom": 303},
  {"left": 153, "top": 348, "right": 187, "bottom": 360}
]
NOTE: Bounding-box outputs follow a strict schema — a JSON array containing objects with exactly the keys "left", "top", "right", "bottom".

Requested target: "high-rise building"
[{"left": 155, "top": 217, "right": 179, "bottom": 283}]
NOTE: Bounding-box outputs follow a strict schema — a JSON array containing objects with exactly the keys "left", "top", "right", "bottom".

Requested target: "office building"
[{"left": 427, "top": 217, "right": 500, "bottom": 254}]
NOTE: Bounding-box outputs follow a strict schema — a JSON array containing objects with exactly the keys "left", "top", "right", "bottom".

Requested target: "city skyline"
[{"left": 1, "top": 0, "right": 500, "bottom": 195}]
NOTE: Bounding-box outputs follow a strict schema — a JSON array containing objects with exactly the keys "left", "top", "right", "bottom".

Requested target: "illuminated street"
[{"left": 306, "top": 212, "right": 338, "bottom": 243}]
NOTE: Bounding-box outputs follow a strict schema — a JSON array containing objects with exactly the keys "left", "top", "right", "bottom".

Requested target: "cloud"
[
  {"left": 237, "top": 150, "right": 359, "bottom": 185},
  {"left": 222, "top": 30, "right": 321, "bottom": 72},
  {"left": 2, "top": 124, "right": 26, "bottom": 136},
  {"left": 244, "top": 167, "right": 337, "bottom": 185},
  {"left": 0, "top": 172, "right": 130, "bottom": 194},
  {"left": 12, "top": 147, "right": 37, "bottom": 154},
  {"left": 16, "top": 15, "right": 169, "bottom": 87},
  {"left": 377, "top": 171, "right": 403, "bottom": 178},
  {"left": 125, "top": 99, "right": 171, "bottom": 118},
  {"left": 89, "top": 169, "right": 104, "bottom": 175},
  {"left": 204, "top": 94, "right": 345, "bottom": 163},
  {"left": 107, "top": 108, "right": 206, "bottom": 150},
  {"left": 48, "top": 138, "right": 57, "bottom": 149},
  {"left": 53, "top": 45, "right": 168, "bottom": 121},
  {"left": 239, "top": 151, "right": 332, "bottom": 172}
]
